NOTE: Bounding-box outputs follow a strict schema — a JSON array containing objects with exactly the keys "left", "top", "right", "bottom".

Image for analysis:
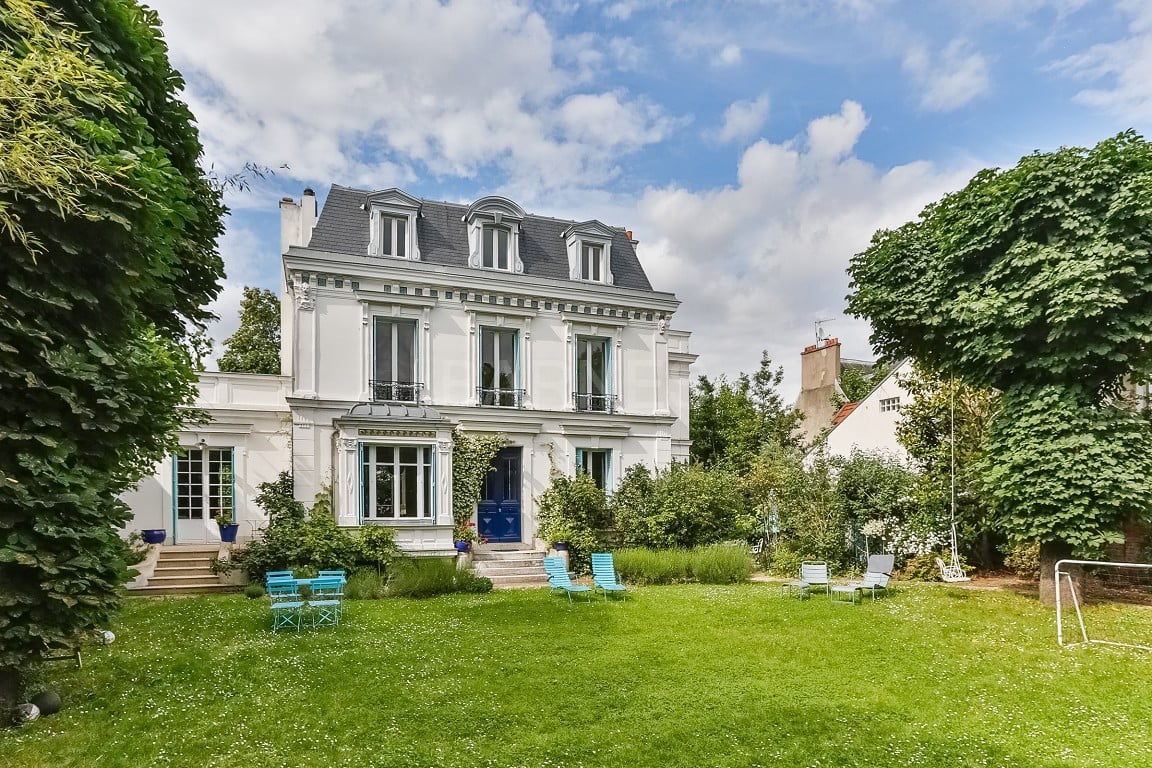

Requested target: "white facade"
[
  {"left": 124, "top": 187, "right": 693, "bottom": 556},
  {"left": 121, "top": 372, "right": 292, "bottom": 544},
  {"left": 819, "top": 358, "right": 915, "bottom": 463}
]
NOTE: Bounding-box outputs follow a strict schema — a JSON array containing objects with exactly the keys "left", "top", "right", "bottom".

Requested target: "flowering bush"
[{"left": 454, "top": 521, "right": 486, "bottom": 545}]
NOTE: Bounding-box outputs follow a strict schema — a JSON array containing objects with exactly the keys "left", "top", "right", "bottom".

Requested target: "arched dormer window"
[
  {"left": 562, "top": 220, "right": 616, "bottom": 285},
  {"left": 365, "top": 188, "right": 422, "bottom": 260},
  {"left": 463, "top": 196, "right": 525, "bottom": 274}
]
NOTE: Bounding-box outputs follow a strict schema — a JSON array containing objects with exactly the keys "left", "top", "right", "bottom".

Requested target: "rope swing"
[{"left": 938, "top": 374, "right": 971, "bottom": 583}]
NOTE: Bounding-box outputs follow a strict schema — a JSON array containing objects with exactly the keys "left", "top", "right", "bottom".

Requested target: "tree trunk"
[
  {"left": 1039, "top": 540, "right": 1078, "bottom": 606},
  {"left": 0, "top": 666, "right": 22, "bottom": 726}
]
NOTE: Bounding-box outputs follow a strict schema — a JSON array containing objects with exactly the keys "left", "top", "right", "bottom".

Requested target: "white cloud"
[
  {"left": 633, "top": 103, "right": 976, "bottom": 395},
  {"left": 1055, "top": 0, "right": 1152, "bottom": 122},
  {"left": 713, "top": 43, "right": 743, "bottom": 68},
  {"left": 715, "top": 94, "right": 771, "bottom": 144},
  {"left": 904, "top": 38, "right": 991, "bottom": 112},
  {"left": 148, "top": 0, "right": 674, "bottom": 195}
]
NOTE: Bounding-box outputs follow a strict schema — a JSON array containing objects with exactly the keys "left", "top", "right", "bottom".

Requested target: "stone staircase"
[
  {"left": 131, "top": 545, "right": 233, "bottom": 596},
  {"left": 471, "top": 548, "right": 550, "bottom": 589}
]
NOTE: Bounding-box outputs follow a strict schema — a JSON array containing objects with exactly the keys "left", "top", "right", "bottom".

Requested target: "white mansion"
[{"left": 123, "top": 187, "right": 694, "bottom": 556}]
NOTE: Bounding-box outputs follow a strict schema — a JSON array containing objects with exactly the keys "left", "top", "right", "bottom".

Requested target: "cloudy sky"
[{"left": 146, "top": 0, "right": 1152, "bottom": 397}]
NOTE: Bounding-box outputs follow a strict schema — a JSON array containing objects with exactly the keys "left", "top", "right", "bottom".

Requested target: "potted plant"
[
  {"left": 141, "top": 529, "right": 167, "bottom": 545},
  {"left": 453, "top": 521, "right": 482, "bottom": 553},
  {"left": 214, "top": 508, "right": 240, "bottom": 544}
]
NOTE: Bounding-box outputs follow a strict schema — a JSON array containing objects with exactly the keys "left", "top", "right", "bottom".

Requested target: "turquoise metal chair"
[
  {"left": 309, "top": 578, "right": 344, "bottom": 627},
  {"left": 266, "top": 570, "right": 294, "bottom": 580},
  {"left": 590, "top": 553, "right": 627, "bottom": 601},
  {"left": 267, "top": 581, "right": 300, "bottom": 602},
  {"left": 317, "top": 570, "right": 346, "bottom": 582},
  {"left": 268, "top": 582, "right": 305, "bottom": 632},
  {"left": 542, "top": 557, "right": 592, "bottom": 602}
]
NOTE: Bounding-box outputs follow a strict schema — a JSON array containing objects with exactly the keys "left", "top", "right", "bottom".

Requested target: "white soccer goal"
[{"left": 1055, "top": 559, "right": 1152, "bottom": 651}]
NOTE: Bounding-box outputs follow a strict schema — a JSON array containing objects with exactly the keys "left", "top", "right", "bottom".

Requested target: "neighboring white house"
[
  {"left": 817, "top": 357, "right": 915, "bottom": 463},
  {"left": 123, "top": 186, "right": 694, "bottom": 557}
]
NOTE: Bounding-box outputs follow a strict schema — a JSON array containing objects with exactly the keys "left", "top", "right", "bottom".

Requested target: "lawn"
[{"left": 4, "top": 583, "right": 1152, "bottom": 768}]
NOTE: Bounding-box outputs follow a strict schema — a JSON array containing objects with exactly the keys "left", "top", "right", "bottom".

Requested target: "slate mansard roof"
[{"left": 307, "top": 185, "right": 654, "bottom": 292}]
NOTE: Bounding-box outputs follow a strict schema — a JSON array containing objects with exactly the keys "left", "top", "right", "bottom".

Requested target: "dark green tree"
[
  {"left": 895, "top": 364, "right": 1001, "bottom": 567},
  {"left": 848, "top": 131, "right": 1152, "bottom": 602},
  {"left": 690, "top": 351, "right": 802, "bottom": 469},
  {"left": 218, "top": 286, "right": 281, "bottom": 374},
  {"left": 0, "top": 0, "right": 225, "bottom": 712}
]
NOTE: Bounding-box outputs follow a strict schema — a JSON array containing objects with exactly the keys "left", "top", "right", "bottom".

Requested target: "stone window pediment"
[
  {"left": 463, "top": 196, "right": 525, "bottom": 274},
  {"left": 365, "top": 188, "right": 421, "bottom": 261},
  {"left": 562, "top": 220, "right": 616, "bottom": 285}
]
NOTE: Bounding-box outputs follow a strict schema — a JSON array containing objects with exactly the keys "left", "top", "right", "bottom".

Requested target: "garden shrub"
[
  {"left": 455, "top": 570, "right": 494, "bottom": 594},
  {"left": 358, "top": 525, "right": 399, "bottom": 576},
  {"left": 611, "top": 546, "right": 751, "bottom": 584},
  {"left": 613, "top": 547, "right": 692, "bottom": 584},
  {"left": 766, "top": 542, "right": 806, "bottom": 578},
  {"left": 1003, "top": 540, "right": 1040, "bottom": 580},
  {"left": 691, "top": 544, "right": 753, "bottom": 584},
  {"left": 614, "top": 463, "right": 745, "bottom": 549},
  {"left": 387, "top": 557, "right": 459, "bottom": 598},
  {"left": 345, "top": 569, "right": 387, "bottom": 600},
  {"left": 243, "top": 584, "right": 265, "bottom": 599},
  {"left": 537, "top": 471, "right": 611, "bottom": 573}
]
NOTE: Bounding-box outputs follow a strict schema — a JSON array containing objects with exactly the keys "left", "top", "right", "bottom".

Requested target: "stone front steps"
[
  {"left": 129, "top": 545, "right": 234, "bottom": 596},
  {"left": 471, "top": 548, "right": 549, "bottom": 589}
]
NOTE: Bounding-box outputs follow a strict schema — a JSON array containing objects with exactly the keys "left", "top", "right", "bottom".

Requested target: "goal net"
[{"left": 1055, "top": 559, "right": 1152, "bottom": 650}]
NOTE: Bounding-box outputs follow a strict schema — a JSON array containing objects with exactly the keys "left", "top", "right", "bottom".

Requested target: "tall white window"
[
  {"left": 361, "top": 445, "right": 433, "bottom": 520},
  {"left": 479, "top": 327, "right": 521, "bottom": 406},
  {"left": 581, "top": 243, "right": 604, "bottom": 282},
  {"left": 575, "top": 336, "right": 613, "bottom": 412},
  {"left": 379, "top": 215, "right": 407, "bottom": 258},
  {"left": 482, "top": 225, "right": 511, "bottom": 270},
  {"left": 372, "top": 317, "right": 419, "bottom": 402},
  {"left": 175, "top": 448, "right": 233, "bottom": 521},
  {"left": 576, "top": 448, "right": 611, "bottom": 490}
]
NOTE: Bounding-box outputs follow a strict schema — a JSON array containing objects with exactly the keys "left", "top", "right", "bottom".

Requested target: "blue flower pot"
[
  {"left": 454, "top": 540, "right": 470, "bottom": 553},
  {"left": 218, "top": 524, "right": 239, "bottom": 543},
  {"left": 552, "top": 541, "right": 569, "bottom": 552},
  {"left": 142, "top": 529, "right": 166, "bottom": 545}
]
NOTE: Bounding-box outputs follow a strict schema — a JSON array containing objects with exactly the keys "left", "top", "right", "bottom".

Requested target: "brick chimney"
[{"left": 794, "top": 337, "right": 843, "bottom": 446}]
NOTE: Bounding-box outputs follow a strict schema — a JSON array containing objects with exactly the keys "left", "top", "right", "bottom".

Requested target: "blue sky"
[{"left": 147, "top": 0, "right": 1152, "bottom": 397}]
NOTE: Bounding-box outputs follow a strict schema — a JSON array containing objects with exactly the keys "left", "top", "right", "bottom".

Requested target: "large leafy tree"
[
  {"left": 848, "top": 132, "right": 1152, "bottom": 602},
  {"left": 895, "top": 364, "right": 1000, "bottom": 567},
  {"left": 690, "top": 351, "right": 802, "bottom": 469},
  {"left": 218, "top": 286, "right": 281, "bottom": 374},
  {"left": 0, "top": 0, "right": 224, "bottom": 712}
]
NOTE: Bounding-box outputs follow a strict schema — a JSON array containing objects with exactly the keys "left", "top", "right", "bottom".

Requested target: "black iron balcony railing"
[
  {"left": 476, "top": 387, "right": 526, "bottom": 408},
  {"left": 369, "top": 380, "right": 423, "bottom": 403},
  {"left": 573, "top": 392, "right": 617, "bottom": 414}
]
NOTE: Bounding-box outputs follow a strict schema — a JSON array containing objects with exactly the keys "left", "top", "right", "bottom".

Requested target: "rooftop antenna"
[{"left": 815, "top": 319, "right": 835, "bottom": 343}]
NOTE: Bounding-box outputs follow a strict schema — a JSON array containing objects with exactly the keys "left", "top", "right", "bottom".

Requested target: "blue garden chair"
[
  {"left": 266, "top": 570, "right": 294, "bottom": 580},
  {"left": 590, "top": 553, "right": 627, "bottom": 601},
  {"left": 267, "top": 580, "right": 300, "bottom": 602},
  {"left": 268, "top": 582, "right": 305, "bottom": 632},
  {"left": 309, "top": 578, "right": 344, "bottom": 627},
  {"left": 317, "top": 570, "right": 347, "bottom": 584},
  {"left": 542, "top": 557, "right": 592, "bottom": 603}
]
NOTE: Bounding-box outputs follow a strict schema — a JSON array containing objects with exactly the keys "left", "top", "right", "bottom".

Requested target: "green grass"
[{"left": 4, "top": 584, "right": 1152, "bottom": 768}]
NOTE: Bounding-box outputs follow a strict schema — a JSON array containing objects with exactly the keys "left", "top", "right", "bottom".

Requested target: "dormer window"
[
  {"left": 562, "top": 220, "right": 616, "bottom": 285},
  {"left": 482, "top": 224, "right": 511, "bottom": 270},
  {"left": 380, "top": 215, "right": 407, "bottom": 259},
  {"left": 581, "top": 243, "right": 604, "bottom": 282},
  {"left": 464, "top": 196, "right": 526, "bottom": 274},
  {"left": 365, "top": 188, "right": 422, "bottom": 260}
]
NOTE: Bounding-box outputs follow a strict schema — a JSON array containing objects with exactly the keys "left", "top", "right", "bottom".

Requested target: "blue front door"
[{"left": 477, "top": 447, "right": 522, "bottom": 543}]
